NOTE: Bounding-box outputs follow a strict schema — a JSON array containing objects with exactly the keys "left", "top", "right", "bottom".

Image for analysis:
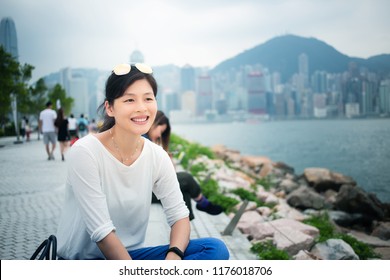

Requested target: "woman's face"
[
  {"left": 149, "top": 123, "right": 167, "bottom": 144},
  {"left": 106, "top": 79, "right": 157, "bottom": 136}
]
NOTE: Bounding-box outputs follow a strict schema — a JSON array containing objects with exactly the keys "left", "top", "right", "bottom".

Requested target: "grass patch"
[
  {"left": 199, "top": 178, "right": 239, "bottom": 213},
  {"left": 169, "top": 133, "right": 214, "bottom": 169},
  {"left": 256, "top": 176, "right": 273, "bottom": 191},
  {"left": 335, "top": 234, "right": 381, "bottom": 260},
  {"left": 231, "top": 188, "right": 262, "bottom": 207},
  {"left": 189, "top": 163, "right": 207, "bottom": 177},
  {"left": 251, "top": 241, "right": 290, "bottom": 260},
  {"left": 303, "top": 212, "right": 334, "bottom": 242}
]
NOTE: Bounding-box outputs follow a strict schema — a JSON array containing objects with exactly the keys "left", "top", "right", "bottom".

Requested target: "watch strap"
[{"left": 165, "top": 246, "right": 184, "bottom": 259}]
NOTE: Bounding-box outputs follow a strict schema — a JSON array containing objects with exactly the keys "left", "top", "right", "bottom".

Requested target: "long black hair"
[
  {"left": 148, "top": 110, "right": 171, "bottom": 152},
  {"left": 98, "top": 67, "right": 158, "bottom": 132},
  {"left": 55, "top": 108, "right": 65, "bottom": 128}
]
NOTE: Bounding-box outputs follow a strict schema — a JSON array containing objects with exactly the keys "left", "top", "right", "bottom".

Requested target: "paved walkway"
[{"left": 0, "top": 134, "right": 255, "bottom": 260}]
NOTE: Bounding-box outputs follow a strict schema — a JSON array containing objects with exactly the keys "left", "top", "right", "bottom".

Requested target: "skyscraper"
[
  {"left": 298, "top": 53, "right": 309, "bottom": 90},
  {"left": 180, "top": 65, "right": 196, "bottom": 92},
  {"left": 247, "top": 72, "right": 266, "bottom": 114},
  {"left": 0, "top": 17, "right": 19, "bottom": 60},
  {"left": 197, "top": 75, "right": 213, "bottom": 116}
]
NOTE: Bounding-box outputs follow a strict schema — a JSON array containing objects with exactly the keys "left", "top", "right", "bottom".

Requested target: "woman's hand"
[{"left": 165, "top": 251, "right": 183, "bottom": 260}]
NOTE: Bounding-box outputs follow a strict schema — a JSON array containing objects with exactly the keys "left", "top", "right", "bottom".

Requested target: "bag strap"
[{"left": 30, "top": 235, "right": 57, "bottom": 260}]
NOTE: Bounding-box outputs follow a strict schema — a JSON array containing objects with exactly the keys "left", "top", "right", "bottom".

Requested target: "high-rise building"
[
  {"left": 361, "top": 80, "right": 375, "bottom": 115},
  {"left": 311, "top": 71, "right": 328, "bottom": 93},
  {"left": 298, "top": 53, "right": 309, "bottom": 88},
  {"left": 69, "top": 76, "right": 89, "bottom": 118},
  {"left": 163, "top": 89, "right": 179, "bottom": 115},
  {"left": 196, "top": 75, "right": 213, "bottom": 116},
  {"left": 247, "top": 72, "right": 266, "bottom": 114},
  {"left": 215, "top": 94, "right": 228, "bottom": 115},
  {"left": 181, "top": 91, "right": 196, "bottom": 116},
  {"left": 180, "top": 65, "right": 196, "bottom": 92},
  {"left": 295, "top": 53, "right": 309, "bottom": 102},
  {"left": 274, "top": 92, "right": 286, "bottom": 117},
  {"left": 286, "top": 97, "right": 295, "bottom": 117},
  {"left": 313, "top": 93, "right": 327, "bottom": 118},
  {"left": 0, "top": 17, "right": 19, "bottom": 60},
  {"left": 271, "top": 72, "right": 282, "bottom": 92},
  {"left": 379, "top": 79, "right": 390, "bottom": 114}
]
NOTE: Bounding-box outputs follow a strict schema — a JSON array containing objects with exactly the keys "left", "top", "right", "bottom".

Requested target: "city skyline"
[{"left": 1, "top": 0, "right": 389, "bottom": 82}]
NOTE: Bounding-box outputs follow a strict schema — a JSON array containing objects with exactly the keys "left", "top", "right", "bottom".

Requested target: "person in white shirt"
[
  {"left": 56, "top": 63, "right": 229, "bottom": 260},
  {"left": 68, "top": 114, "right": 78, "bottom": 138},
  {"left": 39, "top": 101, "right": 57, "bottom": 160}
]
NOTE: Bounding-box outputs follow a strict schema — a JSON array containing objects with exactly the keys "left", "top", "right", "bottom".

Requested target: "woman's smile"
[{"left": 131, "top": 115, "right": 149, "bottom": 125}]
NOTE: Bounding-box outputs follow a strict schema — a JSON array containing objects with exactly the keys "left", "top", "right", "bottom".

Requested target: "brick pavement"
[
  {"left": 0, "top": 135, "right": 66, "bottom": 259},
  {"left": 0, "top": 134, "right": 256, "bottom": 260}
]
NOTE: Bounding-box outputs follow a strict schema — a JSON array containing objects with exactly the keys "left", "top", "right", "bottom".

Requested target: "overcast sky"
[{"left": 1, "top": 0, "right": 389, "bottom": 82}]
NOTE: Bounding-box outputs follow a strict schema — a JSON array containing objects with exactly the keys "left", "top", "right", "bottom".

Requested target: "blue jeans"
[{"left": 129, "top": 238, "right": 229, "bottom": 260}]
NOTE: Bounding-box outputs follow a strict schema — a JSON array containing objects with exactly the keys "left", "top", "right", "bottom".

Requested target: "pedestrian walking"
[
  {"left": 55, "top": 108, "right": 70, "bottom": 161},
  {"left": 68, "top": 114, "right": 78, "bottom": 139},
  {"left": 88, "top": 119, "right": 98, "bottom": 134},
  {"left": 77, "top": 114, "right": 89, "bottom": 138},
  {"left": 20, "top": 116, "right": 27, "bottom": 140},
  {"left": 25, "top": 118, "right": 31, "bottom": 142},
  {"left": 39, "top": 101, "right": 57, "bottom": 160}
]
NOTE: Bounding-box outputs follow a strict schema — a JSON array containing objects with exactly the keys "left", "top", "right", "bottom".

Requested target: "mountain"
[{"left": 212, "top": 34, "right": 390, "bottom": 81}]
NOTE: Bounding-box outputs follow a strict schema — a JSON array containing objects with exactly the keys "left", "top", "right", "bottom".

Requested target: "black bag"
[{"left": 30, "top": 235, "right": 57, "bottom": 260}]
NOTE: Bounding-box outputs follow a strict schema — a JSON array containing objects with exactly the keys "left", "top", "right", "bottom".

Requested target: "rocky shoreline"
[{"left": 187, "top": 144, "right": 390, "bottom": 260}]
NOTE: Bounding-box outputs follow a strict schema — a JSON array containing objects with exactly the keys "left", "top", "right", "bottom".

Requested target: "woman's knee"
[{"left": 203, "top": 237, "right": 230, "bottom": 260}]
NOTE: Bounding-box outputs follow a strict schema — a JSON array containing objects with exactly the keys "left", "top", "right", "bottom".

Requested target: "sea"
[{"left": 172, "top": 118, "right": 390, "bottom": 203}]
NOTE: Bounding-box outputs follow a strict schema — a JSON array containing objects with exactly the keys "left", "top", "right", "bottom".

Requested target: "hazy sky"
[{"left": 1, "top": 0, "right": 389, "bottom": 82}]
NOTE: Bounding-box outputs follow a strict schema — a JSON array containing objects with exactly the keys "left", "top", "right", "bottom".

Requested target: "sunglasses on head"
[{"left": 112, "top": 63, "right": 153, "bottom": 76}]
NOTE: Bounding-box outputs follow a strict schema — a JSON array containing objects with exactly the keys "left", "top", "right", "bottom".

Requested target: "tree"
[
  {"left": 47, "top": 84, "right": 74, "bottom": 115},
  {"left": 26, "top": 78, "right": 48, "bottom": 139},
  {"left": 0, "top": 45, "right": 34, "bottom": 133},
  {"left": 0, "top": 46, "right": 19, "bottom": 127},
  {"left": 27, "top": 78, "right": 48, "bottom": 115},
  {"left": 16, "top": 63, "right": 35, "bottom": 114}
]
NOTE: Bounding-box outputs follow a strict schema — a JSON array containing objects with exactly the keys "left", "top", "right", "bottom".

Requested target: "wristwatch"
[{"left": 165, "top": 247, "right": 184, "bottom": 259}]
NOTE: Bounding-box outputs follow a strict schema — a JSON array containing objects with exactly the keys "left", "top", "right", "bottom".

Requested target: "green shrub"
[
  {"left": 256, "top": 176, "right": 273, "bottom": 191},
  {"left": 189, "top": 163, "right": 207, "bottom": 177},
  {"left": 335, "top": 233, "right": 381, "bottom": 260},
  {"left": 186, "top": 143, "right": 214, "bottom": 160},
  {"left": 198, "top": 178, "right": 239, "bottom": 213},
  {"left": 303, "top": 212, "right": 334, "bottom": 242},
  {"left": 251, "top": 241, "right": 290, "bottom": 260},
  {"left": 200, "top": 178, "right": 219, "bottom": 198},
  {"left": 169, "top": 133, "right": 190, "bottom": 147},
  {"left": 169, "top": 133, "right": 215, "bottom": 169},
  {"left": 231, "top": 188, "right": 262, "bottom": 207},
  {"left": 0, "top": 123, "right": 16, "bottom": 137},
  {"left": 208, "top": 194, "right": 239, "bottom": 213}
]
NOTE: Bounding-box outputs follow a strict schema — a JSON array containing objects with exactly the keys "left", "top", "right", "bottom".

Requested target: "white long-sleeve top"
[{"left": 56, "top": 134, "right": 189, "bottom": 259}]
